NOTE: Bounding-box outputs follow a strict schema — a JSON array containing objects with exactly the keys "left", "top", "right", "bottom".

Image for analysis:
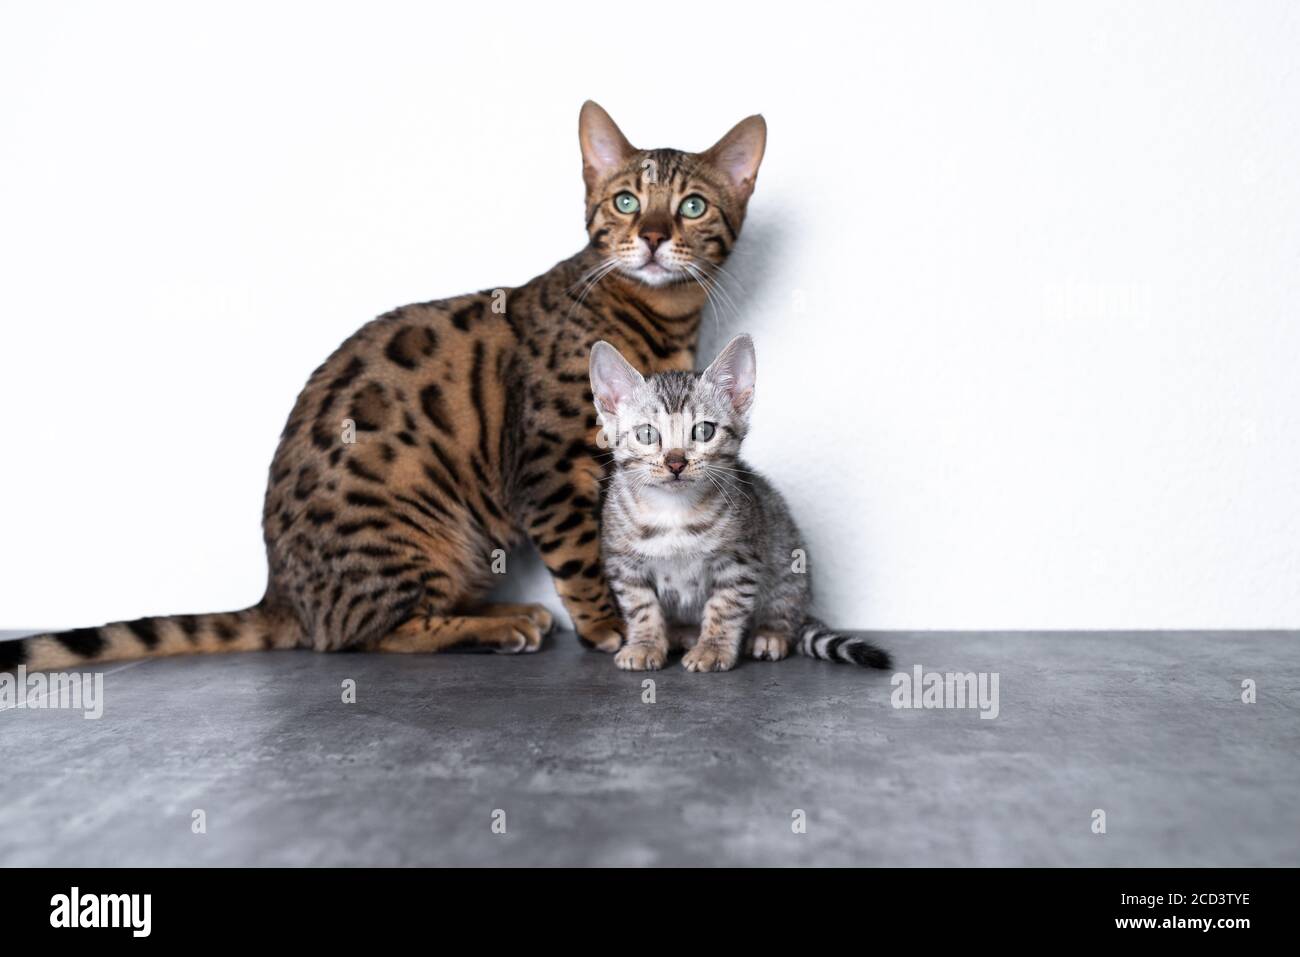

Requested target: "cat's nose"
[
  {"left": 664, "top": 450, "right": 687, "bottom": 475},
  {"left": 640, "top": 229, "right": 667, "bottom": 252}
]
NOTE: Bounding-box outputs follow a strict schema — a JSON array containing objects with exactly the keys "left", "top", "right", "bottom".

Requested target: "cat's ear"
[
  {"left": 702, "top": 334, "right": 757, "bottom": 415},
  {"left": 579, "top": 101, "right": 636, "bottom": 191},
  {"left": 590, "top": 340, "right": 645, "bottom": 416},
  {"left": 701, "top": 115, "right": 766, "bottom": 202}
]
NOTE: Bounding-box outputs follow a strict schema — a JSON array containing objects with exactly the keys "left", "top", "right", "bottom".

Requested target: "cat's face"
[
  {"left": 579, "top": 101, "right": 766, "bottom": 288},
  {"left": 590, "top": 335, "right": 756, "bottom": 494}
]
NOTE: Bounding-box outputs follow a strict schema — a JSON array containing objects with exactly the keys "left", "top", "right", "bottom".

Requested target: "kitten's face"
[
  {"left": 579, "top": 102, "right": 765, "bottom": 288},
  {"left": 591, "top": 335, "right": 756, "bottom": 494}
]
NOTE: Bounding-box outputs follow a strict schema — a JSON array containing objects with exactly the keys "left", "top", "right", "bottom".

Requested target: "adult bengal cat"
[{"left": 1, "top": 101, "right": 765, "bottom": 672}]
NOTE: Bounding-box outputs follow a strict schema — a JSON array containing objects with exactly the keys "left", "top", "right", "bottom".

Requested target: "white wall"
[{"left": 2, "top": 0, "right": 1297, "bottom": 631}]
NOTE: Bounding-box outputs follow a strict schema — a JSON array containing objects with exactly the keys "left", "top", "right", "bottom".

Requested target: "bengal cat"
[{"left": 1, "top": 101, "right": 766, "bottom": 672}]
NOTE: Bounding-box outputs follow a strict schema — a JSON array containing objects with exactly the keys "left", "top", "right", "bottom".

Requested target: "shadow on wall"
[{"left": 489, "top": 211, "right": 786, "bottom": 629}]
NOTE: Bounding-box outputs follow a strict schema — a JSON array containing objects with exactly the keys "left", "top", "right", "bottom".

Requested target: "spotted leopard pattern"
[{"left": 2, "top": 101, "right": 766, "bottom": 672}]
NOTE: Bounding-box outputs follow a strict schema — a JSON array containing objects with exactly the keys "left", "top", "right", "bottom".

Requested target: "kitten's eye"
[
  {"left": 692, "top": 421, "right": 716, "bottom": 442},
  {"left": 635, "top": 424, "right": 659, "bottom": 445},
  {"left": 679, "top": 195, "right": 708, "bottom": 219},
  {"left": 614, "top": 192, "right": 640, "bottom": 214}
]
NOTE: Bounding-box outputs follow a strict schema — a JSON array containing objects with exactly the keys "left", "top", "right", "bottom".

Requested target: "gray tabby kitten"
[{"left": 590, "top": 335, "right": 892, "bottom": 673}]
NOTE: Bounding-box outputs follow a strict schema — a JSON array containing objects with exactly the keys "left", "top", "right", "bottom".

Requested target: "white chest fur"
[
  {"left": 626, "top": 486, "right": 725, "bottom": 623},
  {"left": 641, "top": 553, "right": 712, "bottom": 622}
]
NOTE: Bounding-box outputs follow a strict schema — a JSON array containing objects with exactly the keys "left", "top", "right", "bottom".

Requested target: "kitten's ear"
[
  {"left": 579, "top": 101, "right": 636, "bottom": 191},
  {"left": 702, "top": 334, "right": 757, "bottom": 415},
  {"left": 589, "top": 340, "right": 645, "bottom": 416},
  {"left": 701, "top": 115, "right": 766, "bottom": 202}
]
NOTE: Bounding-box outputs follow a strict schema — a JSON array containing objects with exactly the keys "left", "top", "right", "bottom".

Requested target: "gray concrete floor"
[{"left": 1, "top": 629, "right": 1297, "bottom": 867}]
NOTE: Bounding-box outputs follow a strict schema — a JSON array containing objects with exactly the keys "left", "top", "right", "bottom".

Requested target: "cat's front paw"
[
  {"left": 577, "top": 617, "right": 625, "bottom": 654},
  {"left": 682, "top": 642, "right": 738, "bottom": 673},
  {"left": 615, "top": 642, "right": 668, "bottom": 671}
]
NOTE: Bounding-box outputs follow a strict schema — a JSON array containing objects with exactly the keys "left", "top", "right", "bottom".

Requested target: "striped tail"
[
  {"left": 0, "top": 604, "right": 302, "bottom": 673},
  {"left": 796, "top": 617, "right": 892, "bottom": 669}
]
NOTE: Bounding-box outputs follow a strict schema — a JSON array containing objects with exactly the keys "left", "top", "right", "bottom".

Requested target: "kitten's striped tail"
[
  {"left": 0, "top": 604, "right": 302, "bottom": 673},
  {"left": 796, "top": 617, "right": 891, "bottom": 669}
]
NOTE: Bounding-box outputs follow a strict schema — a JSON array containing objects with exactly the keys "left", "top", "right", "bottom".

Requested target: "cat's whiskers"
[
  {"left": 697, "top": 259, "right": 748, "bottom": 299},
  {"left": 680, "top": 262, "right": 719, "bottom": 318},
  {"left": 700, "top": 467, "right": 739, "bottom": 512},
  {"left": 686, "top": 263, "right": 748, "bottom": 340},
  {"left": 691, "top": 257, "right": 743, "bottom": 314},
  {"left": 578, "top": 258, "right": 620, "bottom": 299},
  {"left": 565, "top": 258, "right": 620, "bottom": 323},
  {"left": 706, "top": 283, "right": 743, "bottom": 329},
  {"left": 567, "top": 256, "right": 617, "bottom": 295},
  {"left": 703, "top": 463, "right": 754, "bottom": 506},
  {"left": 682, "top": 262, "right": 737, "bottom": 330},
  {"left": 700, "top": 462, "right": 755, "bottom": 485}
]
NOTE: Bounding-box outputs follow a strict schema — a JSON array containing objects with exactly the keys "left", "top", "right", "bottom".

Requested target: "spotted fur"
[
  {"left": 591, "top": 336, "right": 890, "bottom": 673},
  {"left": 3, "top": 101, "right": 766, "bottom": 673}
]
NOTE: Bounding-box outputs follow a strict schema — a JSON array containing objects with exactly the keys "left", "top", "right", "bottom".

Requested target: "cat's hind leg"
[
  {"left": 366, "top": 613, "right": 547, "bottom": 654},
  {"left": 748, "top": 627, "right": 792, "bottom": 661},
  {"left": 465, "top": 602, "right": 555, "bottom": 637}
]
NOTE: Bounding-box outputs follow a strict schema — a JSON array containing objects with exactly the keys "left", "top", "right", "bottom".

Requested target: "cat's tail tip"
[
  {"left": 796, "top": 618, "right": 892, "bottom": 670},
  {"left": 0, "top": 604, "right": 301, "bottom": 674}
]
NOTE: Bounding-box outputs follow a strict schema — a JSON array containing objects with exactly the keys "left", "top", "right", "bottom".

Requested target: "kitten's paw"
[
  {"left": 615, "top": 642, "right": 668, "bottom": 671},
  {"left": 682, "top": 643, "right": 739, "bottom": 673},
  {"left": 749, "top": 632, "right": 790, "bottom": 661},
  {"left": 577, "top": 617, "right": 625, "bottom": 654}
]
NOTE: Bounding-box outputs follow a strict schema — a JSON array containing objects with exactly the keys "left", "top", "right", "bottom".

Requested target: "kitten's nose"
[
  {"left": 664, "top": 450, "right": 687, "bottom": 475},
  {"left": 640, "top": 229, "right": 667, "bottom": 252}
]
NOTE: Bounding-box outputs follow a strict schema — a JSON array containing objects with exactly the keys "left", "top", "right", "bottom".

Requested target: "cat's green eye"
[
  {"left": 614, "top": 192, "right": 640, "bottom": 214},
  {"left": 679, "top": 195, "right": 708, "bottom": 219},
  {"left": 635, "top": 424, "right": 659, "bottom": 445},
  {"left": 692, "top": 421, "right": 716, "bottom": 442}
]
